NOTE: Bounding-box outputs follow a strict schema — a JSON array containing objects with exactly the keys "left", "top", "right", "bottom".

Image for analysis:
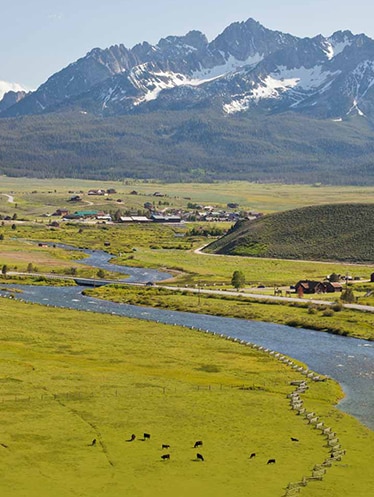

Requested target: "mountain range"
[{"left": 1, "top": 18, "right": 374, "bottom": 184}]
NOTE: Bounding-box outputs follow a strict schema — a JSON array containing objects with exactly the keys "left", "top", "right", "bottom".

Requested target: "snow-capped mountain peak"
[{"left": 2, "top": 19, "right": 374, "bottom": 123}]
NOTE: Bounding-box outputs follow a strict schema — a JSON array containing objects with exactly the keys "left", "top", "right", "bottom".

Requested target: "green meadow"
[{"left": 0, "top": 298, "right": 373, "bottom": 497}]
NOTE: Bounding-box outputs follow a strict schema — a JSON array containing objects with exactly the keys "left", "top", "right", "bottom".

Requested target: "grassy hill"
[
  {"left": 204, "top": 203, "right": 374, "bottom": 262},
  {"left": 0, "top": 110, "right": 374, "bottom": 184}
]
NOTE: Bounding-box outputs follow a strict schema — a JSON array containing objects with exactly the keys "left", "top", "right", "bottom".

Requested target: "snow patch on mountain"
[
  {"left": 192, "top": 53, "right": 263, "bottom": 82},
  {"left": 347, "top": 98, "right": 366, "bottom": 117},
  {"left": 272, "top": 65, "right": 340, "bottom": 90},
  {"left": 223, "top": 97, "right": 252, "bottom": 114},
  {"left": 352, "top": 60, "right": 374, "bottom": 95},
  {"left": 223, "top": 75, "right": 298, "bottom": 114},
  {"left": 252, "top": 75, "right": 299, "bottom": 100},
  {"left": 0, "top": 80, "right": 27, "bottom": 100},
  {"left": 328, "top": 36, "right": 353, "bottom": 58},
  {"left": 131, "top": 69, "right": 190, "bottom": 105},
  {"left": 223, "top": 65, "right": 340, "bottom": 114}
]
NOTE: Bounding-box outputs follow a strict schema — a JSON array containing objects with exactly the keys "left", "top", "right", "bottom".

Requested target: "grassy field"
[{"left": 0, "top": 297, "right": 373, "bottom": 497}]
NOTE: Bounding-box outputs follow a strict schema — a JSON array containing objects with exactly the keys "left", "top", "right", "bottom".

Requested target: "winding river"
[{"left": 2, "top": 248, "right": 373, "bottom": 430}]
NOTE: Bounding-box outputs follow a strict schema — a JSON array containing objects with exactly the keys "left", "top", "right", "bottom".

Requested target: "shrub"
[
  {"left": 341, "top": 287, "right": 355, "bottom": 303},
  {"left": 331, "top": 302, "right": 343, "bottom": 312},
  {"left": 322, "top": 309, "right": 334, "bottom": 317}
]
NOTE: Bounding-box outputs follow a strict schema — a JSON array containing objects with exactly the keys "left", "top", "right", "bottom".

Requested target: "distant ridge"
[{"left": 204, "top": 204, "right": 374, "bottom": 263}]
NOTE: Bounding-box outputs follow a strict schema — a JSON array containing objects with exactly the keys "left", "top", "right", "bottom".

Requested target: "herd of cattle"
[{"left": 89, "top": 433, "right": 279, "bottom": 464}]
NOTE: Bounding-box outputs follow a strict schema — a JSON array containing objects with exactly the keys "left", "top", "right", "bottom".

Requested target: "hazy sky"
[{"left": 3, "top": 0, "right": 374, "bottom": 89}]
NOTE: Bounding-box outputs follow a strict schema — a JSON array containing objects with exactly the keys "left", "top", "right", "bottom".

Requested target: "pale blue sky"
[{"left": 3, "top": 0, "right": 374, "bottom": 89}]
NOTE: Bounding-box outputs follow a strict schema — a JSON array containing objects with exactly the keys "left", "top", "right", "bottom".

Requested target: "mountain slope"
[{"left": 204, "top": 204, "right": 374, "bottom": 262}]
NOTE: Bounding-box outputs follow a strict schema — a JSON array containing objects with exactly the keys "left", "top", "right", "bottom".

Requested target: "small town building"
[
  {"left": 131, "top": 216, "right": 151, "bottom": 223},
  {"left": 52, "top": 209, "right": 69, "bottom": 217},
  {"left": 87, "top": 189, "right": 106, "bottom": 196},
  {"left": 295, "top": 280, "right": 343, "bottom": 294}
]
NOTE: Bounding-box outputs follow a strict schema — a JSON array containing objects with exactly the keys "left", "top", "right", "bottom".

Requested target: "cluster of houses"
[
  {"left": 52, "top": 210, "right": 183, "bottom": 223},
  {"left": 48, "top": 189, "right": 263, "bottom": 225}
]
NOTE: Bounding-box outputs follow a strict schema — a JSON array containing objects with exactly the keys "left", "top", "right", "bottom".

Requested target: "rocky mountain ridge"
[{"left": 3, "top": 18, "right": 374, "bottom": 122}]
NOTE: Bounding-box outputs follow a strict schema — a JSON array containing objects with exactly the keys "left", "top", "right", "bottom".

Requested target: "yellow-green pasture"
[
  {"left": 1, "top": 178, "right": 374, "bottom": 218},
  {"left": 0, "top": 298, "right": 373, "bottom": 497},
  {"left": 0, "top": 238, "right": 83, "bottom": 272}
]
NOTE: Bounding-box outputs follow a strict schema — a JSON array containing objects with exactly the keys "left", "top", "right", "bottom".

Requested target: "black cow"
[
  {"left": 161, "top": 454, "right": 170, "bottom": 460},
  {"left": 126, "top": 434, "right": 136, "bottom": 442},
  {"left": 194, "top": 440, "right": 203, "bottom": 448},
  {"left": 89, "top": 439, "right": 96, "bottom": 446},
  {"left": 162, "top": 444, "right": 170, "bottom": 449},
  {"left": 249, "top": 453, "right": 256, "bottom": 459},
  {"left": 143, "top": 433, "right": 151, "bottom": 440},
  {"left": 291, "top": 437, "right": 299, "bottom": 442},
  {"left": 196, "top": 453, "right": 204, "bottom": 461},
  {"left": 267, "top": 459, "right": 276, "bottom": 464}
]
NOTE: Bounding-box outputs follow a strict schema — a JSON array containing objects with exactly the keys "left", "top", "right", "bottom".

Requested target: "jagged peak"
[
  {"left": 330, "top": 29, "right": 355, "bottom": 41},
  {"left": 215, "top": 17, "right": 267, "bottom": 38},
  {"left": 85, "top": 44, "right": 130, "bottom": 59},
  {"left": 157, "top": 30, "right": 208, "bottom": 50},
  {"left": 182, "top": 30, "right": 209, "bottom": 49}
]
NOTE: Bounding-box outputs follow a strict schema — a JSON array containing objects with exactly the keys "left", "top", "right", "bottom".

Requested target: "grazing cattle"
[
  {"left": 89, "top": 439, "right": 96, "bottom": 446},
  {"left": 127, "top": 434, "right": 136, "bottom": 442},
  {"left": 143, "top": 433, "right": 151, "bottom": 440},
  {"left": 161, "top": 454, "right": 170, "bottom": 460},
  {"left": 162, "top": 444, "right": 170, "bottom": 449},
  {"left": 267, "top": 459, "right": 276, "bottom": 464},
  {"left": 194, "top": 440, "right": 203, "bottom": 448},
  {"left": 291, "top": 437, "right": 299, "bottom": 442},
  {"left": 196, "top": 453, "right": 204, "bottom": 461},
  {"left": 249, "top": 453, "right": 256, "bottom": 459}
]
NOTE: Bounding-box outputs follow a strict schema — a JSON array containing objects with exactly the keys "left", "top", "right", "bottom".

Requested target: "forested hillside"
[
  {"left": 1, "top": 111, "right": 374, "bottom": 184},
  {"left": 204, "top": 203, "right": 374, "bottom": 262}
]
